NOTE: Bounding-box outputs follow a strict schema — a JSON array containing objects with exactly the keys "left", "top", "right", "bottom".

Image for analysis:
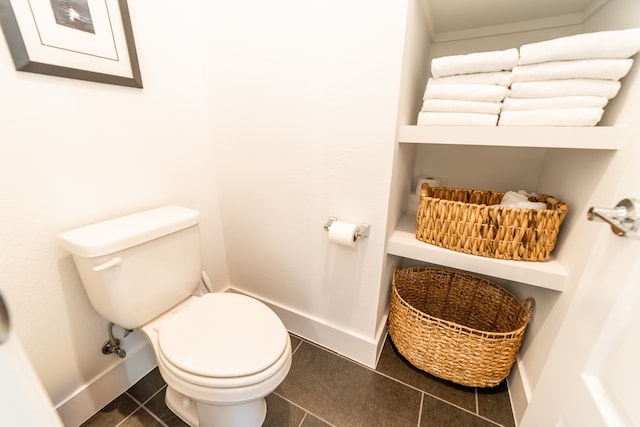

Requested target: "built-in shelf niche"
[
  {"left": 387, "top": 124, "right": 628, "bottom": 291},
  {"left": 388, "top": 213, "right": 568, "bottom": 291}
]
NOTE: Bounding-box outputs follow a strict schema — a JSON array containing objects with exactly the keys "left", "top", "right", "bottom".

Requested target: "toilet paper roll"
[
  {"left": 328, "top": 221, "right": 359, "bottom": 248},
  {"left": 415, "top": 176, "right": 444, "bottom": 195},
  {"left": 406, "top": 193, "right": 420, "bottom": 214}
]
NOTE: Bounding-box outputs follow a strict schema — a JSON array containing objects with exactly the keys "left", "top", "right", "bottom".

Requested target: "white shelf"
[
  {"left": 387, "top": 214, "right": 568, "bottom": 291},
  {"left": 397, "top": 125, "right": 626, "bottom": 149}
]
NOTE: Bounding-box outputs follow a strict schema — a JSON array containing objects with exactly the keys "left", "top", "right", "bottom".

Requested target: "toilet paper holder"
[{"left": 324, "top": 216, "right": 370, "bottom": 240}]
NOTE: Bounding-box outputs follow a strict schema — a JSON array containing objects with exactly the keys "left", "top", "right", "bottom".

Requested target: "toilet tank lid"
[{"left": 58, "top": 205, "right": 200, "bottom": 258}]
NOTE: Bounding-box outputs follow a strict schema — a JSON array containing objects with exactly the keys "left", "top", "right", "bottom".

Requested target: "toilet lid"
[{"left": 158, "top": 293, "right": 288, "bottom": 378}]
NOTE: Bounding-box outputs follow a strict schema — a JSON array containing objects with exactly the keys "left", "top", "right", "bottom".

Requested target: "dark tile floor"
[{"left": 81, "top": 335, "right": 515, "bottom": 427}]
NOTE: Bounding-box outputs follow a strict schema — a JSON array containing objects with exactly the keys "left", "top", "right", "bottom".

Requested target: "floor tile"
[
  {"left": 119, "top": 408, "right": 164, "bottom": 427},
  {"left": 420, "top": 394, "right": 497, "bottom": 427},
  {"left": 80, "top": 394, "right": 139, "bottom": 427},
  {"left": 126, "top": 367, "right": 166, "bottom": 403},
  {"left": 301, "top": 413, "right": 334, "bottom": 427},
  {"left": 263, "top": 393, "right": 306, "bottom": 427},
  {"left": 144, "top": 386, "right": 190, "bottom": 427},
  {"left": 277, "top": 341, "right": 422, "bottom": 427},
  {"left": 377, "top": 337, "right": 477, "bottom": 412},
  {"left": 477, "top": 381, "right": 516, "bottom": 427},
  {"left": 80, "top": 334, "right": 515, "bottom": 427}
]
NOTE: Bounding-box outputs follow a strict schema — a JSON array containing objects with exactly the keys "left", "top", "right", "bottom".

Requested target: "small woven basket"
[
  {"left": 388, "top": 266, "right": 534, "bottom": 387},
  {"left": 416, "top": 184, "right": 568, "bottom": 261}
]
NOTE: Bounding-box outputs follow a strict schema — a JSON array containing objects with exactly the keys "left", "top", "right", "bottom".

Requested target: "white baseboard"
[
  {"left": 508, "top": 355, "right": 532, "bottom": 426},
  {"left": 229, "top": 287, "right": 388, "bottom": 368},
  {"left": 55, "top": 342, "right": 156, "bottom": 427}
]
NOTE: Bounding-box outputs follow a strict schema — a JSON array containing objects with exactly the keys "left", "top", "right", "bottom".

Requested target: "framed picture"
[{"left": 0, "top": 0, "right": 142, "bottom": 87}]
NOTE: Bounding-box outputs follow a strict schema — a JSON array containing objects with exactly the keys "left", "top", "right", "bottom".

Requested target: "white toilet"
[{"left": 58, "top": 205, "right": 292, "bottom": 427}]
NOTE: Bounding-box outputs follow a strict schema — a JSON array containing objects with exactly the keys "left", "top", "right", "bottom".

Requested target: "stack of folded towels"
[
  {"left": 418, "top": 48, "right": 518, "bottom": 126},
  {"left": 499, "top": 28, "right": 640, "bottom": 126}
]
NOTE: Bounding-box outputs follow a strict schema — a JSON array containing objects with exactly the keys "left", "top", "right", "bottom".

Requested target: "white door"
[
  {"left": 521, "top": 138, "right": 640, "bottom": 427},
  {"left": 0, "top": 294, "right": 63, "bottom": 427}
]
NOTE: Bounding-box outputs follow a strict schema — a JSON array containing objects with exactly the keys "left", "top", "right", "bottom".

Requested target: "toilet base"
[{"left": 165, "top": 385, "right": 267, "bottom": 427}]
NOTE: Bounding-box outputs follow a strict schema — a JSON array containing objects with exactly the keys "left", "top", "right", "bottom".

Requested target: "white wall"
[
  {"left": 193, "top": 0, "right": 409, "bottom": 361},
  {"left": 0, "top": 0, "right": 228, "bottom": 421}
]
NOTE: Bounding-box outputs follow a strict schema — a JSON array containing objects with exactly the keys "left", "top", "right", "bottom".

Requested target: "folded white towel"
[
  {"left": 421, "top": 99, "right": 503, "bottom": 115},
  {"left": 496, "top": 191, "right": 547, "bottom": 209},
  {"left": 502, "top": 96, "right": 608, "bottom": 111},
  {"left": 499, "top": 201, "right": 549, "bottom": 210},
  {"left": 501, "top": 190, "right": 535, "bottom": 204},
  {"left": 431, "top": 48, "right": 519, "bottom": 78},
  {"left": 417, "top": 112, "right": 498, "bottom": 126},
  {"left": 423, "top": 80, "right": 508, "bottom": 102},
  {"left": 498, "top": 108, "right": 605, "bottom": 126},
  {"left": 508, "top": 79, "right": 621, "bottom": 99},
  {"left": 428, "top": 71, "right": 513, "bottom": 86},
  {"left": 519, "top": 28, "right": 640, "bottom": 65},
  {"left": 512, "top": 58, "right": 633, "bottom": 82}
]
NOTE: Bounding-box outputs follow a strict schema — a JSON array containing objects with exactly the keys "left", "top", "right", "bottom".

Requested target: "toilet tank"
[{"left": 58, "top": 206, "right": 202, "bottom": 330}]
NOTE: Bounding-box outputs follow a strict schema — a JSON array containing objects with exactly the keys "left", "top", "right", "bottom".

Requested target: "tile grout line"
[
  {"left": 273, "top": 391, "right": 338, "bottom": 427},
  {"left": 112, "top": 402, "right": 168, "bottom": 427},
  {"left": 125, "top": 382, "right": 167, "bottom": 408},
  {"left": 372, "top": 367, "right": 483, "bottom": 419},
  {"left": 417, "top": 392, "right": 424, "bottom": 427},
  {"left": 475, "top": 387, "right": 479, "bottom": 414},
  {"left": 295, "top": 337, "right": 504, "bottom": 426},
  {"left": 297, "top": 412, "right": 307, "bottom": 427},
  {"left": 139, "top": 405, "right": 171, "bottom": 427},
  {"left": 113, "top": 408, "right": 140, "bottom": 427},
  {"left": 291, "top": 336, "right": 304, "bottom": 355},
  {"left": 111, "top": 393, "right": 144, "bottom": 427},
  {"left": 124, "top": 385, "right": 171, "bottom": 427}
]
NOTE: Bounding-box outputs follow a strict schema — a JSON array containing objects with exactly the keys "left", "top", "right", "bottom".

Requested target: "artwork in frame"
[{"left": 0, "top": 0, "right": 142, "bottom": 88}]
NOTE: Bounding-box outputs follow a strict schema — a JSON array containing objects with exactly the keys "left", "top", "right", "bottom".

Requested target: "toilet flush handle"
[{"left": 93, "top": 257, "right": 122, "bottom": 272}]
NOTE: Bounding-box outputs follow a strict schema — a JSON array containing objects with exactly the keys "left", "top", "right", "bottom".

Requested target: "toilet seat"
[
  {"left": 157, "top": 293, "right": 289, "bottom": 388},
  {"left": 157, "top": 334, "right": 291, "bottom": 393}
]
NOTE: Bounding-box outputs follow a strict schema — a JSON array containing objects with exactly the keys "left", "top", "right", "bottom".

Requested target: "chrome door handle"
[{"left": 587, "top": 198, "right": 640, "bottom": 237}]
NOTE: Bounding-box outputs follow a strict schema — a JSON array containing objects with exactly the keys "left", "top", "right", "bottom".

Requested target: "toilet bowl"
[
  {"left": 57, "top": 206, "right": 292, "bottom": 427},
  {"left": 142, "top": 293, "right": 292, "bottom": 427}
]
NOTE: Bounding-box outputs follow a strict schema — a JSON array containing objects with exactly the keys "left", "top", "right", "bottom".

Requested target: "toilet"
[{"left": 58, "top": 205, "right": 292, "bottom": 427}]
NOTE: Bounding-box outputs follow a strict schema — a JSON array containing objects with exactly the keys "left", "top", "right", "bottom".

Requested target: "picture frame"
[{"left": 0, "top": 0, "right": 142, "bottom": 88}]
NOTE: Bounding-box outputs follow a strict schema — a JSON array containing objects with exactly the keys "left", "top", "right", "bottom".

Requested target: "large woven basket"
[
  {"left": 388, "top": 266, "right": 534, "bottom": 387},
  {"left": 416, "top": 184, "right": 568, "bottom": 261}
]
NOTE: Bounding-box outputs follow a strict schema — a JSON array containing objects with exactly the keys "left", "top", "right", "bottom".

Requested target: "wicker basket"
[
  {"left": 388, "top": 266, "right": 534, "bottom": 387},
  {"left": 416, "top": 184, "right": 568, "bottom": 261}
]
